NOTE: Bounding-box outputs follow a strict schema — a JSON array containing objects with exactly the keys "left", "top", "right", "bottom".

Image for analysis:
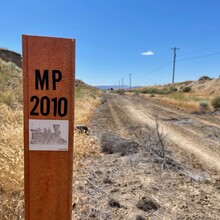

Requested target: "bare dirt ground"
[{"left": 73, "top": 93, "right": 220, "bottom": 220}]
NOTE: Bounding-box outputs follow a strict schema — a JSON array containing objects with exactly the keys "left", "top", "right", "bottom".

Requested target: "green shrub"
[
  {"left": 199, "top": 100, "right": 208, "bottom": 108},
  {"left": 0, "top": 59, "right": 22, "bottom": 108},
  {"left": 142, "top": 87, "right": 171, "bottom": 95},
  {"left": 162, "top": 88, "right": 171, "bottom": 94},
  {"left": 199, "top": 101, "right": 209, "bottom": 112},
  {"left": 0, "top": 92, "right": 14, "bottom": 107},
  {"left": 211, "top": 96, "right": 220, "bottom": 109},
  {"left": 133, "top": 90, "right": 141, "bottom": 95},
  {"left": 168, "top": 92, "right": 188, "bottom": 101},
  {"left": 169, "top": 86, "right": 178, "bottom": 92},
  {"left": 199, "top": 75, "right": 212, "bottom": 81},
  {"left": 89, "top": 92, "right": 96, "bottom": 99},
  {"left": 182, "top": 86, "right": 191, "bottom": 93},
  {"left": 116, "top": 90, "right": 124, "bottom": 95},
  {"left": 176, "top": 80, "right": 193, "bottom": 85}
]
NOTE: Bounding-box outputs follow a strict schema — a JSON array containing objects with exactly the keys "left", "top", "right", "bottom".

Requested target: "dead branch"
[
  {"left": 155, "top": 117, "right": 165, "bottom": 158},
  {"left": 154, "top": 213, "right": 162, "bottom": 220},
  {"left": 84, "top": 177, "right": 109, "bottom": 197},
  {"left": 151, "top": 194, "right": 160, "bottom": 205}
]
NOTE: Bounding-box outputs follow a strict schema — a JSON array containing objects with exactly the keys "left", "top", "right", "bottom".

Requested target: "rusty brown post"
[{"left": 23, "top": 35, "right": 75, "bottom": 220}]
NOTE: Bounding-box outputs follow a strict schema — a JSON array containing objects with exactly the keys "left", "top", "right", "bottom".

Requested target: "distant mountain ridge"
[
  {"left": 96, "top": 85, "right": 130, "bottom": 90},
  {"left": 96, "top": 85, "right": 141, "bottom": 90}
]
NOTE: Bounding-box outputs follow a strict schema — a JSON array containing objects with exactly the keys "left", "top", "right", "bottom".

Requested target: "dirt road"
[
  {"left": 73, "top": 93, "right": 220, "bottom": 220},
  {"left": 99, "top": 93, "right": 220, "bottom": 172}
]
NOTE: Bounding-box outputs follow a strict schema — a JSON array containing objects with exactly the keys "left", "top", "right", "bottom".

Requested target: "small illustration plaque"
[{"left": 29, "top": 119, "right": 69, "bottom": 151}]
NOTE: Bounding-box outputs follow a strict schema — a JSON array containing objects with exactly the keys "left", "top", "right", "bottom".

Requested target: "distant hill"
[
  {"left": 0, "top": 58, "right": 22, "bottom": 108},
  {"left": 139, "top": 77, "right": 220, "bottom": 96},
  {"left": 180, "top": 78, "right": 220, "bottom": 95},
  {"left": 76, "top": 79, "right": 99, "bottom": 90},
  {"left": 0, "top": 48, "right": 22, "bottom": 68},
  {"left": 75, "top": 79, "right": 101, "bottom": 99}
]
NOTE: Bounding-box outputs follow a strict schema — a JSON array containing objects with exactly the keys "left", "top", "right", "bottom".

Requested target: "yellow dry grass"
[
  {"left": 74, "top": 92, "right": 101, "bottom": 168},
  {"left": 74, "top": 131, "right": 100, "bottom": 168},
  {"left": 75, "top": 97, "right": 100, "bottom": 125},
  {"left": 0, "top": 104, "right": 24, "bottom": 220},
  {"left": 152, "top": 92, "right": 214, "bottom": 112},
  {"left": 157, "top": 96, "right": 200, "bottom": 112}
]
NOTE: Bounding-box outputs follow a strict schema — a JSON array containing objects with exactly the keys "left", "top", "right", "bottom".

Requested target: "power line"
[
  {"left": 177, "top": 51, "right": 220, "bottom": 62},
  {"left": 149, "top": 61, "right": 173, "bottom": 74},
  {"left": 147, "top": 51, "right": 220, "bottom": 75},
  {"left": 128, "top": 74, "right": 132, "bottom": 90},
  {"left": 137, "top": 49, "right": 220, "bottom": 85},
  {"left": 171, "top": 47, "right": 180, "bottom": 84}
]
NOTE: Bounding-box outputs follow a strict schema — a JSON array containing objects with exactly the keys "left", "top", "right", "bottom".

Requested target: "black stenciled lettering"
[
  {"left": 30, "top": 96, "right": 68, "bottom": 117},
  {"left": 52, "top": 70, "right": 62, "bottom": 90},
  {"left": 40, "top": 96, "right": 50, "bottom": 116},
  {"left": 51, "top": 97, "right": 58, "bottom": 116},
  {"left": 35, "top": 70, "right": 49, "bottom": 90},
  {"left": 30, "top": 96, "right": 39, "bottom": 115},
  {"left": 58, "top": 97, "right": 68, "bottom": 117}
]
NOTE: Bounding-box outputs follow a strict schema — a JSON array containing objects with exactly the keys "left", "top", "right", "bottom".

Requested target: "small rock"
[
  {"left": 109, "top": 198, "right": 121, "bottom": 208},
  {"left": 136, "top": 215, "right": 146, "bottom": 220},
  {"left": 136, "top": 196, "right": 159, "bottom": 212}
]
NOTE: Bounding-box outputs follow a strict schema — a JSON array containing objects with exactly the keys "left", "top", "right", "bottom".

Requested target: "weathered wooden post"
[{"left": 23, "top": 35, "right": 75, "bottom": 220}]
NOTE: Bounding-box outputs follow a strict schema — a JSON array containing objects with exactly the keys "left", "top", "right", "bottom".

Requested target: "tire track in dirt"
[
  {"left": 108, "top": 102, "right": 125, "bottom": 133},
  {"left": 109, "top": 94, "right": 220, "bottom": 172},
  {"left": 127, "top": 104, "right": 220, "bottom": 171},
  {"left": 139, "top": 98, "right": 220, "bottom": 157},
  {"left": 128, "top": 98, "right": 220, "bottom": 154}
]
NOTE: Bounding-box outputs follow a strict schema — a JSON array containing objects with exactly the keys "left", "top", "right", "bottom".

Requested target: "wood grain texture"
[{"left": 23, "top": 35, "right": 75, "bottom": 220}]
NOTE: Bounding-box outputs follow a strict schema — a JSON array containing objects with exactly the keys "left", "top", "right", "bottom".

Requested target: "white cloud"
[{"left": 141, "top": 51, "right": 154, "bottom": 56}]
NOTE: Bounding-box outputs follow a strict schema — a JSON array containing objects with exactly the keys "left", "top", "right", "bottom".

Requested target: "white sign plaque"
[{"left": 29, "top": 119, "right": 69, "bottom": 151}]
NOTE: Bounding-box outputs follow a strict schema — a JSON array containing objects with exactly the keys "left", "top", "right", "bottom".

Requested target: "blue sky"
[{"left": 1, "top": 0, "right": 220, "bottom": 86}]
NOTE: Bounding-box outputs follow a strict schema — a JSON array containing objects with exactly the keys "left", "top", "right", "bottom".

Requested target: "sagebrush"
[{"left": 211, "top": 96, "right": 220, "bottom": 109}]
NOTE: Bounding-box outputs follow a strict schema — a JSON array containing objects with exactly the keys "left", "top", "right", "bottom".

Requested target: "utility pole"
[
  {"left": 118, "top": 81, "right": 121, "bottom": 90},
  {"left": 129, "top": 74, "right": 132, "bottom": 90},
  {"left": 121, "top": 78, "right": 124, "bottom": 90},
  {"left": 171, "top": 47, "right": 180, "bottom": 84}
]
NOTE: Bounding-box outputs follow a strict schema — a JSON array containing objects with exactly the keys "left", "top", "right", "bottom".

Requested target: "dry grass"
[
  {"left": 74, "top": 131, "right": 101, "bottom": 168},
  {"left": 153, "top": 92, "right": 213, "bottom": 112},
  {"left": 157, "top": 96, "right": 200, "bottom": 112},
  {"left": 0, "top": 104, "right": 24, "bottom": 220},
  {"left": 75, "top": 97, "right": 101, "bottom": 125},
  {"left": 0, "top": 59, "right": 22, "bottom": 108},
  {"left": 74, "top": 86, "right": 102, "bottom": 167},
  {"left": 137, "top": 78, "right": 220, "bottom": 112}
]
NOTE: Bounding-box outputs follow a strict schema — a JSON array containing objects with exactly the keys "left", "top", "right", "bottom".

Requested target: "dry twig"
[{"left": 84, "top": 177, "right": 109, "bottom": 197}]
